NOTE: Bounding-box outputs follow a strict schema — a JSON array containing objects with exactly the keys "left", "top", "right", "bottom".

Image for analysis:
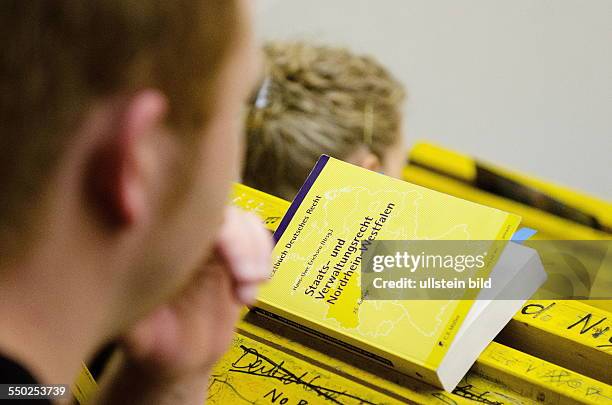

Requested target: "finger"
[
  {"left": 216, "top": 207, "right": 273, "bottom": 284},
  {"left": 235, "top": 282, "right": 260, "bottom": 306},
  {"left": 215, "top": 207, "right": 251, "bottom": 279},
  {"left": 244, "top": 210, "right": 274, "bottom": 280}
]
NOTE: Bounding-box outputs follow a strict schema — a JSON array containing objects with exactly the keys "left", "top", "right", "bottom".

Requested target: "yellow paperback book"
[{"left": 254, "top": 155, "right": 541, "bottom": 391}]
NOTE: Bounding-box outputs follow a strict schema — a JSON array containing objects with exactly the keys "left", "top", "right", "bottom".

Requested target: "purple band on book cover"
[{"left": 273, "top": 155, "right": 330, "bottom": 244}]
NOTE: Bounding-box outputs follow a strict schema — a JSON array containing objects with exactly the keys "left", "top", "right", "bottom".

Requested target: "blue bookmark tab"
[{"left": 511, "top": 227, "right": 538, "bottom": 244}]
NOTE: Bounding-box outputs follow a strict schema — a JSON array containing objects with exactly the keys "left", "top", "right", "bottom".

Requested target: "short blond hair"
[
  {"left": 0, "top": 1, "right": 239, "bottom": 237},
  {"left": 243, "top": 42, "right": 405, "bottom": 200}
]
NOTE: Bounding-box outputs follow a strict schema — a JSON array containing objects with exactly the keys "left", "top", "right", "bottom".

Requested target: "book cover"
[{"left": 255, "top": 156, "right": 520, "bottom": 388}]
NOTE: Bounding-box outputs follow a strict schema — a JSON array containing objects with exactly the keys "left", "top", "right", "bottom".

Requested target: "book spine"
[
  {"left": 250, "top": 307, "right": 393, "bottom": 367},
  {"left": 273, "top": 154, "right": 329, "bottom": 243},
  {"left": 251, "top": 300, "right": 442, "bottom": 387}
]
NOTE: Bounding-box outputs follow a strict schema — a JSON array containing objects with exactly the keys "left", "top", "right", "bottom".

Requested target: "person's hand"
[{"left": 118, "top": 206, "right": 273, "bottom": 381}]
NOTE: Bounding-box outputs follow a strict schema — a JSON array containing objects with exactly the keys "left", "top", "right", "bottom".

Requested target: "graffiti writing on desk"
[
  {"left": 585, "top": 386, "right": 612, "bottom": 401},
  {"left": 232, "top": 194, "right": 265, "bottom": 215},
  {"left": 208, "top": 377, "right": 257, "bottom": 404},
  {"left": 430, "top": 392, "right": 459, "bottom": 405},
  {"left": 567, "top": 312, "right": 612, "bottom": 350},
  {"left": 521, "top": 302, "right": 612, "bottom": 350},
  {"left": 230, "top": 344, "right": 378, "bottom": 405},
  {"left": 264, "top": 216, "right": 282, "bottom": 225},
  {"left": 520, "top": 302, "right": 556, "bottom": 321},
  {"left": 453, "top": 385, "right": 503, "bottom": 405},
  {"left": 486, "top": 348, "right": 520, "bottom": 368},
  {"left": 539, "top": 370, "right": 582, "bottom": 388}
]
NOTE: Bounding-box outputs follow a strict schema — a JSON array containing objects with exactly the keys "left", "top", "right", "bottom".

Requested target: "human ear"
[
  {"left": 88, "top": 90, "right": 168, "bottom": 227},
  {"left": 357, "top": 151, "right": 382, "bottom": 173}
]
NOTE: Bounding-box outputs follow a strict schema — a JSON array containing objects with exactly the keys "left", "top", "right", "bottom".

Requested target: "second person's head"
[{"left": 244, "top": 41, "right": 407, "bottom": 201}]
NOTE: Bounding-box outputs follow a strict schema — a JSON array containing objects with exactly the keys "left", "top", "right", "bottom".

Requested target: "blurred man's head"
[{"left": 0, "top": 0, "right": 259, "bottom": 331}]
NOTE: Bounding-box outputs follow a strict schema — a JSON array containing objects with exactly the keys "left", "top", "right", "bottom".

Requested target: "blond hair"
[
  {"left": 0, "top": 1, "right": 238, "bottom": 237},
  {"left": 243, "top": 42, "right": 405, "bottom": 200}
]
